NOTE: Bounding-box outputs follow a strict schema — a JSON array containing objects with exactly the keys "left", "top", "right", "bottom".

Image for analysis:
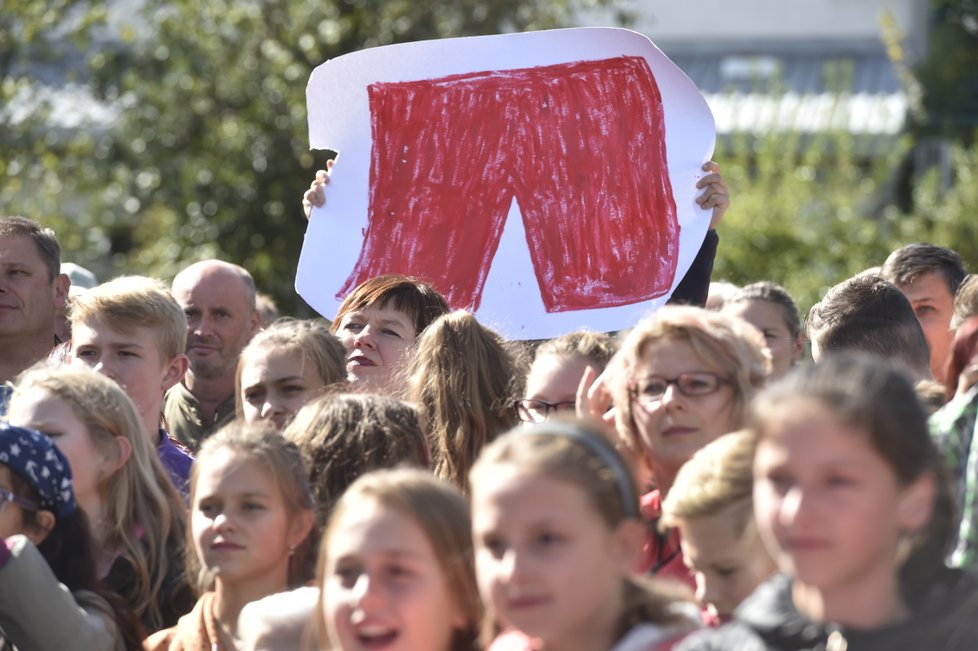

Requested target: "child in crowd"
[
  {"left": 144, "top": 422, "right": 314, "bottom": 650},
  {"left": 408, "top": 310, "right": 520, "bottom": 491},
  {"left": 721, "top": 282, "right": 804, "bottom": 379},
  {"left": 7, "top": 366, "right": 192, "bottom": 632},
  {"left": 314, "top": 467, "right": 482, "bottom": 651},
  {"left": 235, "top": 318, "right": 346, "bottom": 430},
  {"left": 0, "top": 422, "right": 142, "bottom": 650},
  {"left": 601, "top": 306, "right": 769, "bottom": 586},
  {"left": 679, "top": 355, "right": 978, "bottom": 650},
  {"left": 518, "top": 330, "right": 618, "bottom": 423},
  {"left": 329, "top": 274, "right": 450, "bottom": 395},
  {"left": 660, "top": 430, "right": 776, "bottom": 624},
  {"left": 284, "top": 392, "right": 430, "bottom": 526},
  {"left": 67, "top": 275, "right": 194, "bottom": 493},
  {"left": 470, "top": 420, "right": 699, "bottom": 651}
]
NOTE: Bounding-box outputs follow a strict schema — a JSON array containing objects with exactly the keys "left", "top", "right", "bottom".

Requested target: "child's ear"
[
  {"left": 612, "top": 519, "right": 646, "bottom": 573},
  {"left": 287, "top": 508, "right": 315, "bottom": 551},
  {"left": 162, "top": 354, "right": 189, "bottom": 392},
  {"left": 898, "top": 471, "right": 936, "bottom": 533},
  {"left": 107, "top": 436, "right": 134, "bottom": 476},
  {"left": 25, "top": 510, "right": 56, "bottom": 546}
]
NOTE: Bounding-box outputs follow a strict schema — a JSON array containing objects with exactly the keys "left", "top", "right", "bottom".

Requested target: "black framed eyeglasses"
[
  {"left": 0, "top": 487, "right": 38, "bottom": 514},
  {"left": 515, "top": 398, "right": 576, "bottom": 423},
  {"left": 628, "top": 372, "right": 730, "bottom": 407}
]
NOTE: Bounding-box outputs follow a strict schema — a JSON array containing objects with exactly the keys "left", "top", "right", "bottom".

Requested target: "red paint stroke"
[{"left": 340, "top": 56, "right": 679, "bottom": 313}]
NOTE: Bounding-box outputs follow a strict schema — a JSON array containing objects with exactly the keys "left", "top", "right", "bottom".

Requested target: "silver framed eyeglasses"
[
  {"left": 0, "top": 487, "right": 38, "bottom": 514},
  {"left": 628, "top": 372, "right": 730, "bottom": 407},
  {"left": 515, "top": 398, "right": 576, "bottom": 423}
]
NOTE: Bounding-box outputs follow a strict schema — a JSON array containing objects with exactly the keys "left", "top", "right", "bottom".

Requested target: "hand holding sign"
[{"left": 297, "top": 28, "right": 716, "bottom": 339}]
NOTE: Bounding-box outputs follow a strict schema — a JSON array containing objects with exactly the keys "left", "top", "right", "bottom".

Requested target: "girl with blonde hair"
[
  {"left": 315, "top": 467, "right": 482, "bottom": 651},
  {"left": 235, "top": 318, "right": 347, "bottom": 430},
  {"left": 470, "top": 420, "right": 699, "bottom": 651},
  {"left": 7, "top": 365, "right": 192, "bottom": 632},
  {"left": 145, "top": 422, "right": 315, "bottom": 650},
  {"left": 407, "top": 310, "right": 520, "bottom": 490}
]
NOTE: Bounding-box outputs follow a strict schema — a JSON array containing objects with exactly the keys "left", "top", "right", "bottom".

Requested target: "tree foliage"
[{"left": 2, "top": 0, "right": 613, "bottom": 312}]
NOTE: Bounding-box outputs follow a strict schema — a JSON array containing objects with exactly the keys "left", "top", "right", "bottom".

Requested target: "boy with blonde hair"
[{"left": 68, "top": 275, "right": 194, "bottom": 493}]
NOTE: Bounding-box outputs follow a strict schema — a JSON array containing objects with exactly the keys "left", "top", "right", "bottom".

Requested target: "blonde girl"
[
  {"left": 315, "top": 468, "right": 482, "bottom": 651},
  {"left": 145, "top": 421, "right": 315, "bottom": 650},
  {"left": 470, "top": 420, "right": 699, "bottom": 651},
  {"left": 679, "top": 354, "right": 978, "bottom": 650},
  {"left": 7, "top": 365, "right": 192, "bottom": 632},
  {"left": 0, "top": 422, "right": 142, "bottom": 650},
  {"left": 660, "top": 430, "right": 776, "bottom": 623},
  {"left": 235, "top": 318, "right": 347, "bottom": 430},
  {"left": 407, "top": 310, "right": 520, "bottom": 490}
]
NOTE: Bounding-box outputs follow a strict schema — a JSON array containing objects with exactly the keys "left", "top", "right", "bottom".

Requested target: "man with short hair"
[
  {"left": 881, "top": 243, "right": 967, "bottom": 384},
  {"left": 807, "top": 274, "right": 932, "bottom": 382},
  {"left": 164, "top": 259, "right": 260, "bottom": 449},
  {"left": 0, "top": 216, "right": 69, "bottom": 387}
]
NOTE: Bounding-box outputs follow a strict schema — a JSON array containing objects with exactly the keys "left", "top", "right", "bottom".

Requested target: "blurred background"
[{"left": 2, "top": 0, "right": 976, "bottom": 315}]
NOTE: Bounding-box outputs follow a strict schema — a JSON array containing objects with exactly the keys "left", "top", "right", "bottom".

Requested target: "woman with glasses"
[{"left": 605, "top": 306, "right": 770, "bottom": 586}]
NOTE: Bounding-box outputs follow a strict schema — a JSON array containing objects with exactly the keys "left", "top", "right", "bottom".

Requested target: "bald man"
[{"left": 164, "top": 260, "right": 260, "bottom": 449}]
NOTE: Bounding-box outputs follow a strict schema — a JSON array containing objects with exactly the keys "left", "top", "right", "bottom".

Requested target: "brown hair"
[
  {"left": 882, "top": 242, "right": 967, "bottom": 297},
  {"left": 749, "top": 354, "right": 955, "bottom": 601},
  {"left": 0, "top": 215, "right": 61, "bottom": 281},
  {"left": 187, "top": 421, "right": 315, "bottom": 590},
  {"left": 806, "top": 275, "right": 931, "bottom": 378},
  {"left": 283, "top": 392, "right": 429, "bottom": 526},
  {"left": 314, "top": 468, "right": 481, "bottom": 651},
  {"left": 407, "top": 311, "right": 520, "bottom": 490},
  {"left": 943, "top": 316, "right": 978, "bottom": 400},
  {"left": 330, "top": 274, "right": 450, "bottom": 339},
  {"left": 724, "top": 281, "right": 803, "bottom": 340}
]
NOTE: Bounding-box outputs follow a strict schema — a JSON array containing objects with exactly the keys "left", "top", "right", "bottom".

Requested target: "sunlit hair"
[
  {"left": 724, "top": 281, "right": 803, "bottom": 341},
  {"left": 0, "top": 215, "right": 61, "bottom": 281},
  {"left": 806, "top": 275, "right": 931, "bottom": 378},
  {"left": 749, "top": 354, "right": 955, "bottom": 601},
  {"left": 407, "top": 310, "right": 519, "bottom": 490},
  {"left": 69, "top": 275, "right": 188, "bottom": 362},
  {"left": 606, "top": 306, "right": 770, "bottom": 457},
  {"left": 187, "top": 421, "right": 315, "bottom": 590},
  {"left": 284, "top": 392, "right": 429, "bottom": 527},
  {"left": 255, "top": 292, "right": 281, "bottom": 329},
  {"left": 660, "top": 429, "right": 757, "bottom": 535},
  {"left": 953, "top": 275, "right": 978, "bottom": 330},
  {"left": 470, "top": 420, "right": 695, "bottom": 646},
  {"left": 234, "top": 318, "right": 347, "bottom": 421},
  {"left": 330, "top": 274, "right": 450, "bottom": 339},
  {"left": 11, "top": 366, "right": 188, "bottom": 631},
  {"left": 314, "top": 468, "right": 481, "bottom": 651},
  {"left": 881, "top": 242, "right": 967, "bottom": 297},
  {"left": 943, "top": 316, "right": 978, "bottom": 401},
  {"left": 533, "top": 329, "right": 618, "bottom": 371}
]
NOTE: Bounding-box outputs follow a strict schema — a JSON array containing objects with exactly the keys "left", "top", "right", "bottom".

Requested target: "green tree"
[{"left": 2, "top": 0, "right": 615, "bottom": 312}]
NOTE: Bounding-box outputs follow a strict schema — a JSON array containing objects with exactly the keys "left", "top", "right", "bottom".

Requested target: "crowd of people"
[{"left": 0, "top": 157, "right": 977, "bottom": 651}]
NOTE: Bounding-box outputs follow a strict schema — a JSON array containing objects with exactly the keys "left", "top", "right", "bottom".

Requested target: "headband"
[
  {"left": 515, "top": 420, "right": 639, "bottom": 519},
  {"left": 0, "top": 422, "right": 76, "bottom": 518}
]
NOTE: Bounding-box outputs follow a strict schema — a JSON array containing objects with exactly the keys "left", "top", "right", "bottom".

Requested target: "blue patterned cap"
[{"left": 0, "top": 422, "right": 76, "bottom": 518}]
